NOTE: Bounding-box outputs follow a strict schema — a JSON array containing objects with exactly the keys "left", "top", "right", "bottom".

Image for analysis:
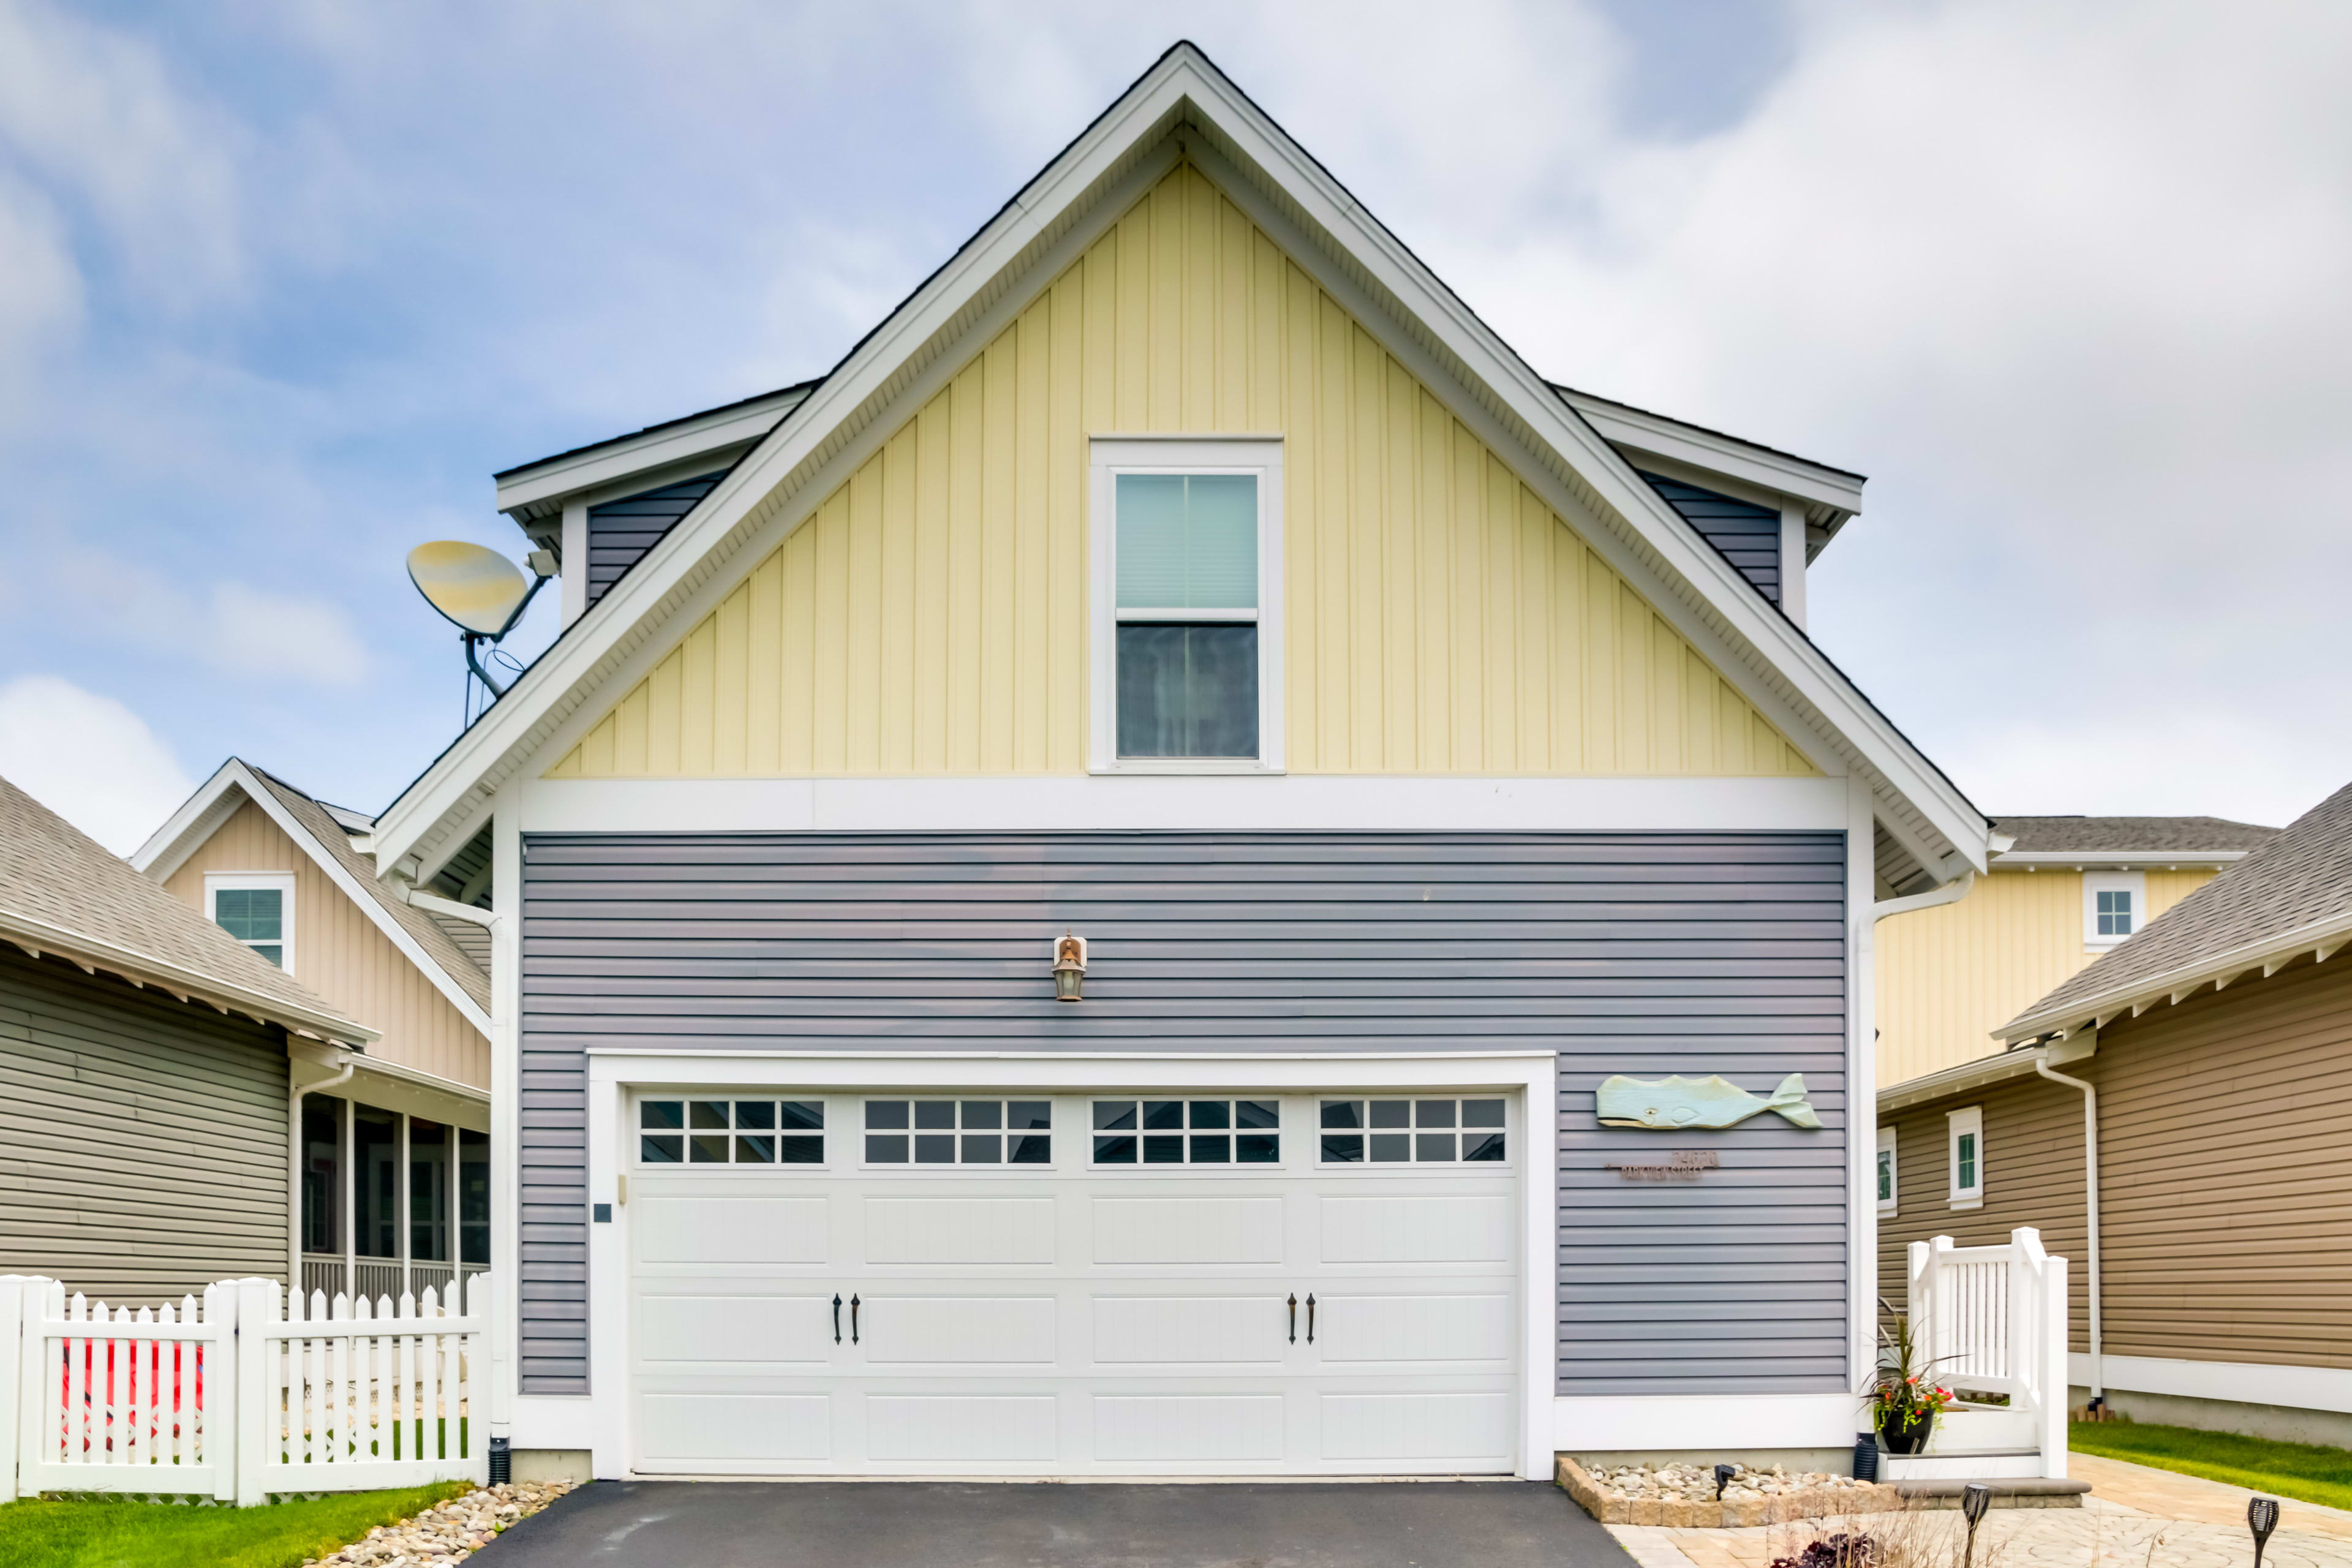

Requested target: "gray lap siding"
[{"left": 519, "top": 830, "right": 1849, "bottom": 1397}]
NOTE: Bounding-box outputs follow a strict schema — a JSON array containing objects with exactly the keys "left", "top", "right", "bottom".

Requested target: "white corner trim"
[
  {"left": 1554, "top": 1393, "right": 1860, "bottom": 1452},
  {"left": 1087, "top": 437, "right": 1285, "bottom": 774},
  {"left": 514, "top": 774, "right": 1853, "bottom": 836},
  {"left": 560, "top": 502, "right": 588, "bottom": 626},
  {"left": 2072, "top": 1354, "right": 2352, "bottom": 1415},
  {"left": 366, "top": 44, "right": 1985, "bottom": 890},
  {"left": 1779, "top": 504, "right": 1808, "bottom": 630}
]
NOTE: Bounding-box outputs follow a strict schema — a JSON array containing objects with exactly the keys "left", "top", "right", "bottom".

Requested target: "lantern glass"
[{"left": 1054, "top": 963, "right": 1083, "bottom": 1002}]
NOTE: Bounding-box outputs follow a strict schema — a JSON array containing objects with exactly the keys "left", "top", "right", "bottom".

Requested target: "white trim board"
[
  {"left": 1554, "top": 1393, "right": 1859, "bottom": 1452},
  {"left": 515, "top": 775, "right": 1852, "bottom": 835},
  {"left": 494, "top": 383, "right": 817, "bottom": 521},
  {"left": 2074, "top": 1354, "right": 2352, "bottom": 1415},
  {"left": 564, "top": 1048, "right": 1556, "bottom": 1482},
  {"left": 364, "top": 43, "right": 1986, "bottom": 895}
]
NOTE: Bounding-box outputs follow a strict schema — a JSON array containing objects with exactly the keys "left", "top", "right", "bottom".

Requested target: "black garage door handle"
[
  {"left": 851, "top": 1294, "right": 861, "bottom": 1344},
  {"left": 832, "top": 1294, "right": 842, "bottom": 1344}
]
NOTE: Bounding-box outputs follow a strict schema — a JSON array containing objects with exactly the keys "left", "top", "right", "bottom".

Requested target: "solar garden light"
[
  {"left": 1961, "top": 1483, "right": 1992, "bottom": 1568},
  {"left": 2249, "top": 1495, "right": 2281, "bottom": 1568},
  {"left": 1714, "top": 1463, "right": 1737, "bottom": 1500}
]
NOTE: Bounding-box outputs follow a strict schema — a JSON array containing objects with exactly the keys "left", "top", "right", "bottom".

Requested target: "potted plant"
[{"left": 1864, "top": 1300, "right": 1956, "bottom": 1455}]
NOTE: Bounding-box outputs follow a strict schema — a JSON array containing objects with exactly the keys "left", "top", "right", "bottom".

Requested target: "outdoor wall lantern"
[{"left": 1053, "top": 932, "right": 1088, "bottom": 1003}]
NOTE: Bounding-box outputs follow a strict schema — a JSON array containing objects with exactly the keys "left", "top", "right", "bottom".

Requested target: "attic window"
[
  {"left": 2083, "top": 871, "right": 2145, "bottom": 949},
  {"left": 208, "top": 873, "right": 295, "bottom": 970}
]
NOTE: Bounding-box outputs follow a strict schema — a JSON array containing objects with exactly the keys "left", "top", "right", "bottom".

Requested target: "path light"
[
  {"left": 2250, "top": 1496, "right": 2280, "bottom": 1568},
  {"left": 1052, "top": 932, "right": 1088, "bottom": 1003},
  {"left": 1961, "top": 1483, "right": 1991, "bottom": 1568},
  {"left": 1714, "top": 1464, "right": 1736, "bottom": 1500}
]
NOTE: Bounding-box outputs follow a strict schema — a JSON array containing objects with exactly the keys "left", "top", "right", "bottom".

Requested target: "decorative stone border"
[{"left": 1556, "top": 1457, "right": 1910, "bottom": 1527}]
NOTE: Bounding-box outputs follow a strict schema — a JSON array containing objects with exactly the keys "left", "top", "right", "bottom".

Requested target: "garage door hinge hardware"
[
  {"left": 1287, "top": 1293, "right": 1297, "bottom": 1343},
  {"left": 1306, "top": 1294, "right": 1316, "bottom": 1344},
  {"left": 832, "top": 1294, "right": 842, "bottom": 1344},
  {"left": 851, "top": 1294, "right": 861, "bottom": 1344}
]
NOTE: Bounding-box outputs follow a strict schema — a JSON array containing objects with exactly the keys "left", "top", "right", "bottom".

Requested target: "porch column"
[
  {"left": 341, "top": 1096, "right": 356, "bottom": 1303},
  {"left": 397, "top": 1110, "right": 412, "bottom": 1300}
]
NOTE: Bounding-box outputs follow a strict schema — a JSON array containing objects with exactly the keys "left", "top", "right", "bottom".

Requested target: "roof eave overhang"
[
  {"left": 366, "top": 43, "right": 1989, "bottom": 885},
  {"left": 1997, "top": 909, "right": 2352, "bottom": 1046},
  {"left": 492, "top": 383, "right": 820, "bottom": 522},
  {"left": 1878, "top": 1045, "right": 2052, "bottom": 1115},
  {"left": 0, "top": 908, "right": 379, "bottom": 1046},
  {"left": 1555, "top": 388, "right": 1865, "bottom": 533},
  {"left": 1991, "top": 850, "right": 2256, "bottom": 870}
]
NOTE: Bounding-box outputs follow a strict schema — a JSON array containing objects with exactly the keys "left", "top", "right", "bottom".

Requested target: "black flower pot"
[{"left": 1880, "top": 1415, "right": 1931, "bottom": 1455}]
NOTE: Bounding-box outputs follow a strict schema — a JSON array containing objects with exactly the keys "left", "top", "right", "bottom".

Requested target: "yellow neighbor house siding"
[
  {"left": 163, "top": 799, "right": 491, "bottom": 1089},
  {"left": 1875, "top": 866, "right": 2217, "bottom": 1087},
  {"left": 546, "top": 161, "right": 1815, "bottom": 781}
]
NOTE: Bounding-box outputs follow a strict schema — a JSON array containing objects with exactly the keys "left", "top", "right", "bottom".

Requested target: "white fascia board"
[
  {"left": 1992, "top": 851, "right": 2253, "bottom": 870},
  {"left": 344, "top": 1054, "right": 490, "bottom": 1132},
  {"left": 1878, "top": 1047, "right": 2049, "bottom": 1115},
  {"left": 368, "top": 44, "right": 1985, "bottom": 884},
  {"left": 2073, "top": 1353, "right": 2352, "bottom": 1415},
  {"left": 0, "top": 907, "right": 378, "bottom": 1046},
  {"left": 1559, "top": 391, "right": 1866, "bottom": 522},
  {"left": 178, "top": 761, "right": 494, "bottom": 1039},
  {"left": 130, "top": 758, "right": 251, "bottom": 880},
  {"left": 518, "top": 774, "right": 1851, "bottom": 836},
  {"left": 493, "top": 386, "right": 813, "bottom": 518},
  {"left": 1999, "top": 909, "right": 2352, "bottom": 1046}
]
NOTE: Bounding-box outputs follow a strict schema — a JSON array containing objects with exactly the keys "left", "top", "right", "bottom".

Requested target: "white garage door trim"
[{"left": 575, "top": 1050, "right": 1558, "bottom": 1480}]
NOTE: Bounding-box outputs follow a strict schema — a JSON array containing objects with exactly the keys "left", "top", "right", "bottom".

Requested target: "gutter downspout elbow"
[
  {"left": 290, "top": 1053, "right": 358, "bottom": 1294},
  {"left": 1871, "top": 870, "right": 1974, "bottom": 925},
  {"left": 398, "top": 883, "right": 500, "bottom": 930},
  {"left": 2036, "top": 1056, "right": 2101, "bottom": 1404}
]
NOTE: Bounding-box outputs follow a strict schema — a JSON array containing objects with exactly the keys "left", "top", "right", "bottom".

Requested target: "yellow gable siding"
[
  {"left": 547, "top": 162, "right": 1814, "bottom": 780},
  {"left": 163, "top": 799, "right": 491, "bottom": 1089},
  {"left": 1875, "top": 865, "right": 2218, "bottom": 1087}
]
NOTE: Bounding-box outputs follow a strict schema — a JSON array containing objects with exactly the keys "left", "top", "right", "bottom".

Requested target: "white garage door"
[{"left": 626, "top": 1090, "right": 1522, "bottom": 1476}]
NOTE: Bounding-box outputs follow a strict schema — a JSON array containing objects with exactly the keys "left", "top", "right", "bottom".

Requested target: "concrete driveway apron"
[{"left": 473, "top": 1479, "right": 1635, "bottom": 1568}]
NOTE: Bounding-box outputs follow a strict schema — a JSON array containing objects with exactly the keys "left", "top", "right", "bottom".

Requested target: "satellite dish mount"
[{"left": 405, "top": 541, "right": 553, "bottom": 705}]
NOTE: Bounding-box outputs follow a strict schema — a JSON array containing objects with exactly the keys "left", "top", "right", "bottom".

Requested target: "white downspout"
[
  {"left": 2036, "top": 1055, "right": 2101, "bottom": 1405},
  {"left": 289, "top": 1054, "right": 356, "bottom": 1292},
  {"left": 1870, "top": 870, "right": 1974, "bottom": 924}
]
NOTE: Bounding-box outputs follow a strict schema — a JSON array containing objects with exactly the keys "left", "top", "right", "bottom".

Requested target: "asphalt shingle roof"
[
  {"left": 1992, "top": 815, "right": 2279, "bottom": 856},
  {"left": 0, "top": 772, "right": 366, "bottom": 1036},
  {"left": 2003, "top": 781, "right": 2352, "bottom": 1034}
]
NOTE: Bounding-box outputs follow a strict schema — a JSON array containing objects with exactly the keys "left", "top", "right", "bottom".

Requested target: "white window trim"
[
  {"left": 1947, "top": 1106, "right": 1983, "bottom": 1210},
  {"left": 2083, "top": 870, "right": 2147, "bottom": 950},
  {"left": 1087, "top": 435, "right": 1286, "bottom": 774},
  {"left": 205, "top": 871, "right": 296, "bottom": 973},
  {"left": 1876, "top": 1126, "right": 1898, "bottom": 1215}
]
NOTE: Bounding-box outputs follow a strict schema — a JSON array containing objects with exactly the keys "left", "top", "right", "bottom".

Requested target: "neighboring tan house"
[
  {"left": 131, "top": 758, "right": 494, "bottom": 1306},
  {"left": 358, "top": 45, "right": 1994, "bottom": 1483},
  {"left": 1876, "top": 815, "right": 2275, "bottom": 1088},
  {"left": 1877, "top": 779, "right": 2352, "bottom": 1444},
  {"left": 0, "top": 772, "right": 374, "bottom": 1303}
]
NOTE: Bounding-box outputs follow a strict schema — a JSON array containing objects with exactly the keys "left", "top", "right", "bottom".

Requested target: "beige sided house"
[
  {"left": 0, "top": 773, "right": 374, "bottom": 1303},
  {"left": 1875, "top": 815, "right": 2275, "bottom": 1088},
  {"left": 1879, "top": 780, "right": 2352, "bottom": 1442},
  {"left": 132, "top": 759, "right": 494, "bottom": 1305}
]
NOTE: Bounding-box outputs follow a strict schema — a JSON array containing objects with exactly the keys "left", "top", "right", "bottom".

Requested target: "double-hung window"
[
  {"left": 1947, "top": 1106, "right": 1983, "bottom": 1208},
  {"left": 208, "top": 872, "right": 295, "bottom": 970},
  {"left": 1090, "top": 439, "right": 1283, "bottom": 771},
  {"left": 1877, "top": 1126, "right": 1898, "bottom": 1215}
]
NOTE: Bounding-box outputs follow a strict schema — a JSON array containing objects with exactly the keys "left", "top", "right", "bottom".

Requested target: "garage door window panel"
[
  {"left": 639, "top": 1098, "right": 824, "bottom": 1165},
  {"left": 1321, "top": 1098, "right": 1506, "bottom": 1164},
  {"left": 865, "top": 1099, "right": 1051, "bottom": 1166},
  {"left": 1093, "top": 1099, "right": 1278, "bottom": 1165}
]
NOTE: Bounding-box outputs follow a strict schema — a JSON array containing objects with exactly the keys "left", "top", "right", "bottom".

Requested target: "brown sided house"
[
  {"left": 1877, "top": 778, "right": 2352, "bottom": 1442},
  {"left": 0, "top": 773, "right": 375, "bottom": 1302}
]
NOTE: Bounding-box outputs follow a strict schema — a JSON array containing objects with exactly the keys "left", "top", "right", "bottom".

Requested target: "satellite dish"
[{"left": 407, "top": 541, "right": 532, "bottom": 636}]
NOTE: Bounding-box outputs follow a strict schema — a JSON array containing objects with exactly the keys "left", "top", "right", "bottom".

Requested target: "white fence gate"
[
  {"left": 0, "top": 1272, "right": 496, "bottom": 1505},
  {"left": 1901, "top": 1228, "right": 2068, "bottom": 1480}
]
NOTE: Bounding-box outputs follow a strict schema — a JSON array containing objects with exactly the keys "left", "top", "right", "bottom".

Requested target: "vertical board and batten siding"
[
  {"left": 543, "top": 162, "right": 1815, "bottom": 782},
  {"left": 163, "top": 798, "right": 489, "bottom": 1088},
  {"left": 1876, "top": 868, "right": 2214, "bottom": 1088},
  {"left": 586, "top": 473, "right": 726, "bottom": 609},
  {"left": 0, "top": 945, "right": 288, "bottom": 1302},
  {"left": 519, "top": 830, "right": 1848, "bottom": 1397},
  {"left": 1879, "top": 1074, "right": 2092, "bottom": 1356},
  {"left": 1641, "top": 474, "right": 1781, "bottom": 608}
]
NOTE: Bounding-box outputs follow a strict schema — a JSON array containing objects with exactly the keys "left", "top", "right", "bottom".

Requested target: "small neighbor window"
[
  {"left": 1320, "top": 1098, "right": 1506, "bottom": 1164},
  {"left": 865, "top": 1099, "right": 1051, "bottom": 1166},
  {"left": 639, "top": 1099, "right": 824, "bottom": 1165},
  {"left": 1090, "top": 440, "right": 1283, "bottom": 772},
  {"left": 1877, "top": 1126, "right": 1898, "bottom": 1215},
  {"left": 1092, "top": 1099, "right": 1278, "bottom": 1166},
  {"left": 2084, "top": 871, "right": 2146, "bottom": 949},
  {"left": 208, "top": 874, "right": 294, "bottom": 969},
  {"left": 1947, "top": 1106, "right": 1983, "bottom": 1208}
]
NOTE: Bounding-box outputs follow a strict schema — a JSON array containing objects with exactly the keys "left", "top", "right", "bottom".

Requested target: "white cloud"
[
  {"left": 0, "top": 675, "right": 195, "bottom": 855},
  {"left": 59, "top": 555, "right": 371, "bottom": 688}
]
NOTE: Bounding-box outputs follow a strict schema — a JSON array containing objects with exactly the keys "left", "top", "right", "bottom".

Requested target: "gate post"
[
  {"left": 233, "top": 1278, "right": 281, "bottom": 1506},
  {"left": 206, "top": 1281, "right": 240, "bottom": 1502},
  {"left": 0, "top": 1276, "right": 28, "bottom": 1502}
]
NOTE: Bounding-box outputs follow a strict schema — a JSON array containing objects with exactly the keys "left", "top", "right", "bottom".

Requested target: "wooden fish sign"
[{"left": 1596, "top": 1072, "right": 1822, "bottom": 1131}]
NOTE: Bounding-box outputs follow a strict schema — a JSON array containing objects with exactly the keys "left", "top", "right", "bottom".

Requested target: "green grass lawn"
[
  {"left": 2073, "top": 1420, "right": 2352, "bottom": 1513},
  {"left": 0, "top": 1482, "right": 467, "bottom": 1568}
]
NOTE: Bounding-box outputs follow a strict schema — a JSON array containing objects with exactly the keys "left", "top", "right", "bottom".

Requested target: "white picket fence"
[
  {"left": 0, "top": 1272, "right": 496, "bottom": 1505},
  {"left": 1902, "top": 1228, "right": 2068, "bottom": 1479}
]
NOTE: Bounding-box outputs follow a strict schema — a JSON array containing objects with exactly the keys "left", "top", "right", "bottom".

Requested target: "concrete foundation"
[
  {"left": 512, "top": 1449, "right": 594, "bottom": 1483},
  {"left": 2075, "top": 1386, "right": 2352, "bottom": 1448}
]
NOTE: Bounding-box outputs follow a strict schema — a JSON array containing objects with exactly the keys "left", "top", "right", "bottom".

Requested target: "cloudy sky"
[{"left": 2, "top": 0, "right": 2346, "bottom": 852}]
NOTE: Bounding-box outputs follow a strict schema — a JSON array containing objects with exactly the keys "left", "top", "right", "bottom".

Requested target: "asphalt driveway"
[{"left": 477, "top": 1478, "right": 1630, "bottom": 1568}]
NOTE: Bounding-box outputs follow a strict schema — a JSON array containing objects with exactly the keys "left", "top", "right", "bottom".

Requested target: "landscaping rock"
[
  {"left": 1556, "top": 1457, "right": 1906, "bottom": 1526},
  {"left": 300, "top": 1480, "right": 573, "bottom": 1566}
]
